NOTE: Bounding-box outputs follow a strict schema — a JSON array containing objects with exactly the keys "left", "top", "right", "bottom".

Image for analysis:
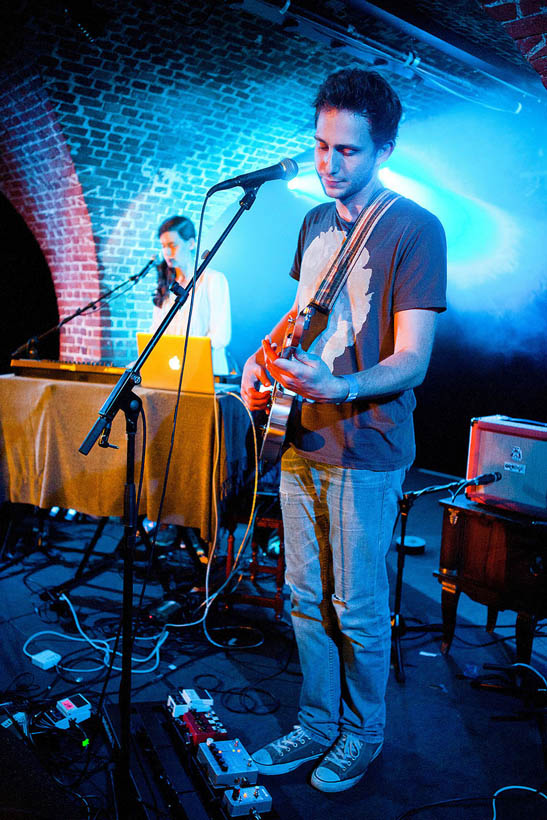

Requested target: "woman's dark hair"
[
  {"left": 152, "top": 263, "right": 175, "bottom": 308},
  {"left": 157, "top": 214, "right": 195, "bottom": 241},
  {"left": 153, "top": 215, "right": 196, "bottom": 307},
  {"left": 314, "top": 69, "right": 403, "bottom": 150}
]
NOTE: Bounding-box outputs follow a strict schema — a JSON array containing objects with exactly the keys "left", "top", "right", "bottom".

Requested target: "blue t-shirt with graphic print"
[{"left": 287, "top": 193, "right": 447, "bottom": 470}]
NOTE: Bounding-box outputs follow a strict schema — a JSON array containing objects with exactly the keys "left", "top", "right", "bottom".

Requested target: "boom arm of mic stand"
[
  {"left": 402, "top": 478, "right": 469, "bottom": 509},
  {"left": 11, "top": 256, "right": 158, "bottom": 360}
]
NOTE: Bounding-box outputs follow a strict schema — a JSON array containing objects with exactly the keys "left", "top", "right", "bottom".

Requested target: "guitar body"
[
  {"left": 258, "top": 384, "right": 296, "bottom": 465},
  {"left": 259, "top": 306, "right": 319, "bottom": 466}
]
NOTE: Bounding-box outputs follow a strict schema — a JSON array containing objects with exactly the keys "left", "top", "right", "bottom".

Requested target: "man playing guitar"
[{"left": 241, "top": 68, "right": 447, "bottom": 793}]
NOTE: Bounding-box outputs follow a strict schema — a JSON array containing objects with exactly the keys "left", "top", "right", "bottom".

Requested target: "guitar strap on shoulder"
[{"left": 310, "top": 188, "right": 400, "bottom": 315}]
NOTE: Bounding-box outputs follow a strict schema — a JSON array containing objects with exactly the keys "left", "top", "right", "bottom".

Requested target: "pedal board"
[
  {"left": 102, "top": 701, "right": 278, "bottom": 819},
  {"left": 102, "top": 701, "right": 210, "bottom": 820}
]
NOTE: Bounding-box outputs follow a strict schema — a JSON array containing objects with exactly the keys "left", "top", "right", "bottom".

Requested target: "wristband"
[{"left": 336, "top": 374, "right": 360, "bottom": 403}]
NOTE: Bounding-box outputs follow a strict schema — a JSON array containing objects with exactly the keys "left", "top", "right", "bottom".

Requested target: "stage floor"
[{"left": 0, "top": 467, "right": 546, "bottom": 820}]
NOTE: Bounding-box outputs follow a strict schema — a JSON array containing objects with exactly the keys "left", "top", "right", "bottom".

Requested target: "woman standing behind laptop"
[{"left": 151, "top": 215, "right": 232, "bottom": 375}]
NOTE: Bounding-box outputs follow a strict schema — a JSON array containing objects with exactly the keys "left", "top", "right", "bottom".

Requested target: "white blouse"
[{"left": 150, "top": 268, "right": 232, "bottom": 374}]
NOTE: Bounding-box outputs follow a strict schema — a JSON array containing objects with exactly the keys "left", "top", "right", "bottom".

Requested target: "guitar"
[{"left": 259, "top": 304, "right": 320, "bottom": 466}]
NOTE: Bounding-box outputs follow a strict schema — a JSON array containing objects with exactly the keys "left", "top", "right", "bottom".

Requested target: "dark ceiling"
[
  {"left": 1, "top": 0, "right": 544, "bottom": 111},
  {"left": 317, "top": 0, "right": 533, "bottom": 70},
  {"left": 240, "top": 0, "right": 545, "bottom": 113}
]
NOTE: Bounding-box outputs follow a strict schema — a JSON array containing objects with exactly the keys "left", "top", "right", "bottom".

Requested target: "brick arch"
[
  {"left": 0, "top": 66, "right": 102, "bottom": 361},
  {"left": 478, "top": 1, "right": 547, "bottom": 89}
]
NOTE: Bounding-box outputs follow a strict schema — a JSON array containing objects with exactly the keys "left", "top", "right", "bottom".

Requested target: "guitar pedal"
[{"left": 196, "top": 738, "right": 258, "bottom": 787}]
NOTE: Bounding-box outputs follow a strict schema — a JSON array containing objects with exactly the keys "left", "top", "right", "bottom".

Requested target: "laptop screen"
[{"left": 136, "top": 333, "right": 215, "bottom": 393}]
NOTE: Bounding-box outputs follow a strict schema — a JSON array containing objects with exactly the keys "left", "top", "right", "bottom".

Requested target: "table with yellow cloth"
[{"left": 0, "top": 375, "right": 253, "bottom": 543}]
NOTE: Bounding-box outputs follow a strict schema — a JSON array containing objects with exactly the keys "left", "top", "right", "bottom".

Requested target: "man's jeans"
[{"left": 280, "top": 448, "right": 407, "bottom": 746}]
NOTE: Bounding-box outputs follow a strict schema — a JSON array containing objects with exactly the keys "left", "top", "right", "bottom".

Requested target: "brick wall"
[
  {"left": 0, "top": 65, "right": 103, "bottom": 360},
  {"left": 1, "top": 0, "right": 348, "bottom": 364},
  {"left": 0, "top": 0, "right": 544, "bottom": 366},
  {"left": 479, "top": 1, "right": 547, "bottom": 89}
]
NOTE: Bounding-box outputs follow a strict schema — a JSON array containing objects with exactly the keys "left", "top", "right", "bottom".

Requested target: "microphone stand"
[
  {"left": 10, "top": 256, "right": 158, "bottom": 360},
  {"left": 391, "top": 476, "right": 479, "bottom": 684},
  {"left": 78, "top": 187, "right": 259, "bottom": 814}
]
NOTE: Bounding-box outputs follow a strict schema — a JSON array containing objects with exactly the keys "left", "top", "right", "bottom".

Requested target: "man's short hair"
[
  {"left": 314, "top": 69, "right": 403, "bottom": 150},
  {"left": 157, "top": 215, "right": 195, "bottom": 241}
]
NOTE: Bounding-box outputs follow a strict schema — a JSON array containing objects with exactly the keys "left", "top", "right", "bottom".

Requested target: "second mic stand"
[
  {"left": 391, "top": 477, "right": 471, "bottom": 683},
  {"left": 11, "top": 256, "right": 158, "bottom": 360},
  {"left": 78, "top": 187, "right": 259, "bottom": 814}
]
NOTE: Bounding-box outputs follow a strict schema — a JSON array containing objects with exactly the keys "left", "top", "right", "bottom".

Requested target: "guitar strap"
[
  {"left": 299, "top": 188, "right": 400, "bottom": 352},
  {"left": 310, "top": 188, "right": 400, "bottom": 314}
]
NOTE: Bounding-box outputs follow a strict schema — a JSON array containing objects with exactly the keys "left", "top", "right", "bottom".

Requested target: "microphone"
[
  {"left": 466, "top": 471, "right": 502, "bottom": 487},
  {"left": 207, "top": 158, "right": 298, "bottom": 195}
]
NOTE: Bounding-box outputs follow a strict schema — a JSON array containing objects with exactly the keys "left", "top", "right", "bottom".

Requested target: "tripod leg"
[
  {"left": 40, "top": 517, "right": 113, "bottom": 602},
  {"left": 515, "top": 612, "right": 536, "bottom": 664},
  {"left": 486, "top": 606, "right": 498, "bottom": 633},
  {"left": 179, "top": 527, "right": 208, "bottom": 581},
  {"left": 72, "top": 516, "right": 109, "bottom": 583}
]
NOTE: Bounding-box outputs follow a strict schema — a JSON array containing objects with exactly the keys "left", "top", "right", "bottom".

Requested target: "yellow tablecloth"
[{"left": 0, "top": 375, "right": 251, "bottom": 542}]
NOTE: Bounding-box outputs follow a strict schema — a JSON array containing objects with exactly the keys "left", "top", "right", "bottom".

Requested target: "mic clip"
[
  {"left": 465, "top": 471, "right": 502, "bottom": 487},
  {"left": 99, "top": 420, "right": 118, "bottom": 450}
]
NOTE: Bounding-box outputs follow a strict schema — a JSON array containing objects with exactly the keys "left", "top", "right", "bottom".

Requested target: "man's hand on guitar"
[
  {"left": 262, "top": 337, "right": 348, "bottom": 403},
  {"left": 241, "top": 353, "right": 273, "bottom": 411}
]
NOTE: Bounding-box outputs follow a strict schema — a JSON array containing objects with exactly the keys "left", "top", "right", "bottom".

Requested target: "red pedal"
[{"left": 182, "top": 709, "right": 228, "bottom": 746}]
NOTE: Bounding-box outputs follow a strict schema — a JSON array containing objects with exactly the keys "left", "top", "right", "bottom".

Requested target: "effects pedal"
[
  {"left": 183, "top": 708, "right": 229, "bottom": 746},
  {"left": 166, "top": 686, "right": 214, "bottom": 717},
  {"left": 181, "top": 687, "right": 214, "bottom": 712},
  {"left": 43, "top": 694, "right": 92, "bottom": 730},
  {"left": 166, "top": 691, "right": 188, "bottom": 718},
  {"left": 56, "top": 694, "right": 91, "bottom": 723},
  {"left": 196, "top": 738, "right": 258, "bottom": 787},
  {"left": 222, "top": 784, "right": 272, "bottom": 817}
]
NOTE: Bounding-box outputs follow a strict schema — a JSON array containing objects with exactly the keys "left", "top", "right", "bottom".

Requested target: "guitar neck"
[{"left": 288, "top": 306, "right": 328, "bottom": 354}]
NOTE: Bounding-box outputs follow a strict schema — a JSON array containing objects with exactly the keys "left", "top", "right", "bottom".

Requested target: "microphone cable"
[{"left": 131, "top": 195, "right": 207, "bottom": 635}]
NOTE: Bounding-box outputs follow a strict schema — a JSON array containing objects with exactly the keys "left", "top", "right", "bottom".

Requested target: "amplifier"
[{"left": 466, "top": 415, "right": 547, "bottom": 518}]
